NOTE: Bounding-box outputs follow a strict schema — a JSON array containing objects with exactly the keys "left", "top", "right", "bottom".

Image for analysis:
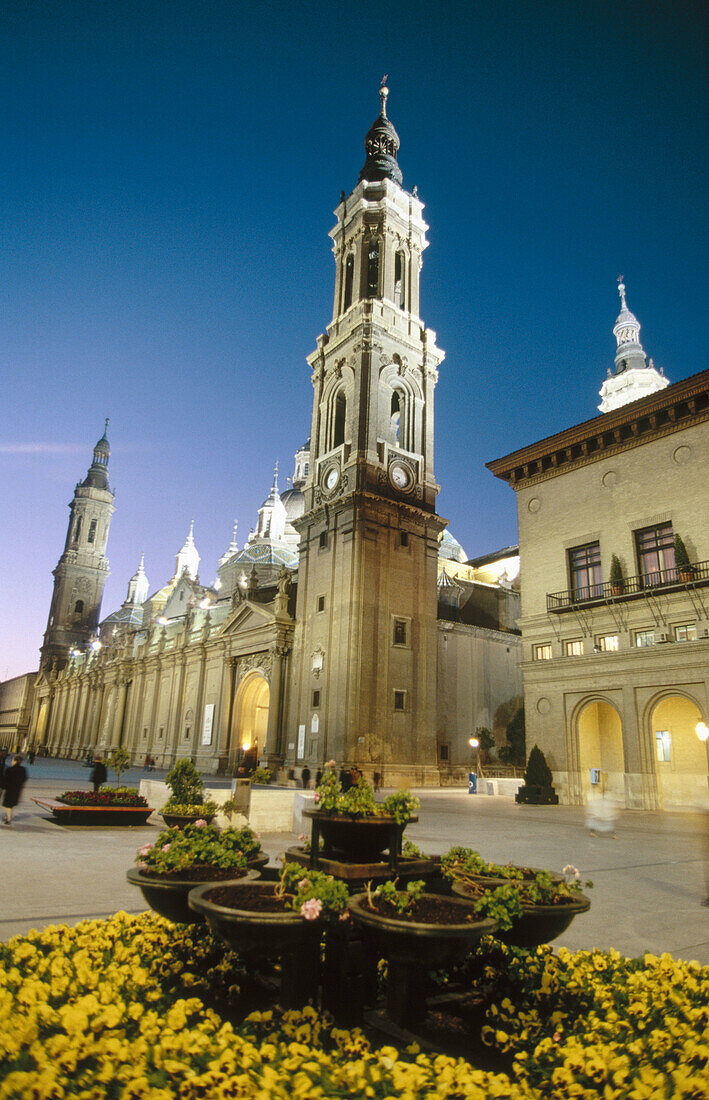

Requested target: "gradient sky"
[{"left": 1, "top": 0, "right": 706, "bottom": 679}]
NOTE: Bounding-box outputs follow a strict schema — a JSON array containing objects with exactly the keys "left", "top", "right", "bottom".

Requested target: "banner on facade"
[
  {"left": 201, "top": 703, "right": 215, "bottom": 746},
  {"left": 297, "top": 723, "right": 306, "bottom": 759}
]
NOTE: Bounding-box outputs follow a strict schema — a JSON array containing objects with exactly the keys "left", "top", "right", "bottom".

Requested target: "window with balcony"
[
  {"left": 564, "top": 639, "right": 584, "bottom": 657},
  {"left": 674, "top": 623, "right": 697, "bottom": 642},
  {"left": 635, "top": 522, "right": 675, "bottom": 586},
  {"left": 596, "top": 634, "right": 619, "bottom": 652},
  {"left": 568, "top": 542, "right": 602, "bottom": 601},
  {"left": 534, "top": 643, "right": 553, "bottom": 660},
  {"left": 635, "top": 629, "right": 655, "bottom": 647}
]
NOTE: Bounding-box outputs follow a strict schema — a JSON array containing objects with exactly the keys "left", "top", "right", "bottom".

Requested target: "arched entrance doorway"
[
  {"left": 577, "top": 699, "right": 625, "bottom": 802},
  {"left": 649, "top": 695, "right": 706, "bottom": 807},
  {"left": 231, "top": 672, "right": 270, "bottom": 769}
]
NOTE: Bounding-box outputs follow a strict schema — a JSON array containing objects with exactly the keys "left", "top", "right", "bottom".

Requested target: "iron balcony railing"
[{"left": 547, "top": 559, "right": 709, "bottom": 612}]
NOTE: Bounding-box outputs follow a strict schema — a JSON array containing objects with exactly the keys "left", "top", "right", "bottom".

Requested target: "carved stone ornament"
[
  {"left": 237, "top": 652, "right": 273, "bottom": 683},
  {"left": 311, "top": 646, "right": 325, "bottom": 679}
]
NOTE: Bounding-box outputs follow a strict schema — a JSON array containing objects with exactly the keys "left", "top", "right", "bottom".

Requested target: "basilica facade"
[{"left": 25, "top": 88, "right": 523, "bottom": 785}]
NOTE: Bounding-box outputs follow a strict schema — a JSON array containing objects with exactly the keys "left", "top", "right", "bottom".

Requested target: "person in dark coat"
[
  {"left": 301, "top": 765, "right": 311, "bottom": 789},
  {"left": 90, "top": 758, "right": 107, "bottom": 792},
  {"left": 315, "top": 768, "right": 323, "bottom": 788},
  {"left": 2, "top": 756, "right": 27, "bottom": 824},
  {"left": 0, "top": 749, "right": 7, "bottom": 783}
]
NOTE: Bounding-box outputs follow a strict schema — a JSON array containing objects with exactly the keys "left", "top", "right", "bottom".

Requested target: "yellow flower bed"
[{"left": 0, "top": 913, "right": 706, "bottom": 1099}]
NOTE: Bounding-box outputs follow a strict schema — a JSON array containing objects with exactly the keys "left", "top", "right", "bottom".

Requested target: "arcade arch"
[
  {"left": 231, "top": 672, "right": 270, "bottom": 768},
  {"left": 576, "top": 698, "right": 625, "bottom": 802},
  {"left": 648, "top": 694, "right": 706, "bottom": 807}
]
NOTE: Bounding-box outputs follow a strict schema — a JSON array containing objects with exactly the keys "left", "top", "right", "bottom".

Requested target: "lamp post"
[{"left": 468, "top": 736, "right": 480, "bottom": 793}]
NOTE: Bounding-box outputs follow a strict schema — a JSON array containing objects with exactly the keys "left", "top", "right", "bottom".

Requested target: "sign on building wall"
[
  {"left": 297, "top": 723, "right": 306, "bottom": 759},
  {"left": 201, "top": 703, "right": 215, "bottom": 746}
]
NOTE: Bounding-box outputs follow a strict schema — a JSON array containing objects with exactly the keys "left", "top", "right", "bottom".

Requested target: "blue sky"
[{"left": 1, "top": 0, "right": 706, "bottom": 677}]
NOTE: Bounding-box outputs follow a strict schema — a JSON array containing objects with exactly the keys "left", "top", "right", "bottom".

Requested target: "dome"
[
  {"left": 233, "top": 542, "right": 298, "bottom": 569},
  {"left": 439, "top": 529, "right": 468, "bottom": 564},
  {"left": 359, "top": 84, "right": 403, "bottom": 187},
  {"left": 280, "top": 487, "right": 305, "bottom": 522}
]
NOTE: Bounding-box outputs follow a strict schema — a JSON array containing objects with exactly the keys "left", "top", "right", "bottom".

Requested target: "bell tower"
[
  {"left": 41, "top": 420, "right": 116, "bottom": 670},
  {"left": 284, "top": 85, "right": 446, "bottom": 784}
]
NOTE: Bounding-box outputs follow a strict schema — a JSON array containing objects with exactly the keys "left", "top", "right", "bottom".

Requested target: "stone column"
[
  {"left": 111, "top": 678, "right": 129, "bottom": 749},
  {"left": 263, "top": 639, "right": 289, "bottom": 768}
]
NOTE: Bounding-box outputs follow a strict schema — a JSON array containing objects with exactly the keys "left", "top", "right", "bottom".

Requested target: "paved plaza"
[{"left": 1, "top": 758, "right": 707, "bottom": 964}]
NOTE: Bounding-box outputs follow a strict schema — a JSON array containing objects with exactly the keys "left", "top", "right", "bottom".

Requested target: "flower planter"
[
  {"left": 34, "top": 798, "right": 153, "bottom": 827},
  {"left": 188, "top": 880, "right": 321, "bottom": 1006},
  {"left": 348, "top": 892, "right": 497, "bottom": 1028},
  {"left": 160, "top": 812, "right": 215, "bottom": 828},
  {"left": 127, "top": 866, "right": 259, "bottom": 924},
  {"left": 451, "top": 881, "right": 591, "bottom": 948},
  {"left": 302, "top": 809, "right": 416, "bottom": 864}
]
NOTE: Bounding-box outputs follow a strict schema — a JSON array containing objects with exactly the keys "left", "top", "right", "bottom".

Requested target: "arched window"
[
  {"left": 73, "top": 599, "right": 84, "bottom": 620},
  {"left": 343, "top": 253, "right": 354, "bottom": 310},
  {"left": 88, "top": 519, "right": 97, "bottom": 543},
  {"left": 366, "top": 239, "right": 380, "bottom": 298},
  {"left": 394, "top": 251, "right": 405, "bottom": 309},
  {"left": 73, "top": 516, "right": 82, "bottom": 544},
  {"left": 333, "top": 391, "right": 346, "bottom": 448},
  {"left": 390, "top": 390, "right": 401, "bottom": 446}
]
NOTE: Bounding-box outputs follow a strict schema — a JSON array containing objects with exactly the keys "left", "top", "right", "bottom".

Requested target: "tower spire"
[
  {"left": 359, "top": 79, "right": 402, "bottom": 186},
  {"left": 598, "top": 278, "right": 669, "bottom": 412}
]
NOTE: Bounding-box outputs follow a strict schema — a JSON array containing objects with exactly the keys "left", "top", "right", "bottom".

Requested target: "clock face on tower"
[
  {"left": 389, "top": 462, "right": 413, "bottom": 492},
  {"left": 323, "top": 465, "right": 340, "bottom": 492}
]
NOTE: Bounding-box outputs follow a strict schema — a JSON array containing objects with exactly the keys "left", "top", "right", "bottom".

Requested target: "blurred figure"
[
  {"left": 2, "top": 756, "right": 28, "bottom": 825},
  {"left": 586, "top": 789, "right": 618, "bottom": 838},
  {"left": 90, "top": 757, "right": 107, "bottom": 792}
]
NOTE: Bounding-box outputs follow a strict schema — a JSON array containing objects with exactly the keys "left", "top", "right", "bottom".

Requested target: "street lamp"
[
  {"left": 696, "top": 722, "right": 709, "bottom": 743},
  {"left": 468, "top": 736, "right": 480, "bottom": 773}
]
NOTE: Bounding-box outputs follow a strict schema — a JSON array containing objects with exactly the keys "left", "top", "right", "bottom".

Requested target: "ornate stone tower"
[
  {"left": 286, "top": 84, "right": 446, "bottom": 784},
  {"left": 41, "top": 420, "right": 115, "bottom": 669},
  {"left": 598, "top": 279, "right": 669, "bottom": 412}
]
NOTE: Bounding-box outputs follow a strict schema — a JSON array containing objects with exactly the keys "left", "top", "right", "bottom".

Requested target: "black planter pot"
[
  {"left": 34, "top": 798, "right": 153, "bottom": 826},
  {"left": 451, "top": 881, "right": 591, "bottom": 947},
  {"left": 348, "top": 892, "right": 497, "bottom": 1028},
  {"left": 188, "top": 880, "right": 322, "bottom": 1006},
  {"left": 127, "top": 866, "right": 259, "bottom": 924},
  {"left": 303, "top": 810, "right": 416, "bottom": 863},
  {"left": 160, "top": 812, "right": 216, "bottom": 828}
]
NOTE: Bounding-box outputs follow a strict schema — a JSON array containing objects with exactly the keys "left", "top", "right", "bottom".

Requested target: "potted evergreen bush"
[
  {"left": 609, "top": 554, "right": 624, "bottom": 596},
  {"left": 674, "top": 534, "right": 695, "bottom": 581},
  {"left": 161, "top": 759, "right": 218, "bottom": 826},
  {"left": 515, "top": 745, "right": 559, "bottom": 805}
]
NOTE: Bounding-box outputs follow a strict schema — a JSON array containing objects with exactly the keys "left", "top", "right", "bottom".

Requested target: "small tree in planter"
[
  {"left": 109, "top": 746, "right": 131, "bottom": 787},
  {"left": 515, "top": 744, "right": 559, "bottom": 805},
  {"left": 609, "top": 554, "right": 624, "bottom": 595},
  {"left": 674, "top": 534, "right": 694, "bottom": 580},
  {"left": 163, "top": 758, "right": 218, "bottom": 821}
]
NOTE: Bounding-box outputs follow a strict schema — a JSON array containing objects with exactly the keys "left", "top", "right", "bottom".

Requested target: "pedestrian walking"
[
  {"left": 301, "top": 765, "right": 311, "bottom": 789},
  {"left": 28, "top": 749, "right": 35, "bottom": 765},
  {"left": 2, "top": 755, "right": 28, "bottom": 825},
  {"left": 315, "top": 767, "right": 323, "bottom": 788},
  {"left": 373, "top": 770, "right": 381, "bottom": 792},
  {"left": 90, "top": 757, "right": 107, "bottom": 792}
]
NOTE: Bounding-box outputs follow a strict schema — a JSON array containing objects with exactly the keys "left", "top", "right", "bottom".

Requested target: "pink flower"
[
  {"left": 300, "top": 898, "right": 322, "bottom": 921},
  {"left": 162, "top": 844, "right": 171, "bottom": 852},
  {"left": 138, "top": 844, "right": 152, "bottom": 856},
  {"left": 137, "top": 861, "right": 148, "bottom": 871},
  {"left": 194, "top": 819, "right": 208, "bottom": 827},
  {"left": 298, "top": 833, "right": 307, "bottom": 842},
  {"left": 298, "top": 878, "right": 311, "bottom": 890},
  {"left": 313, "top": 792, "right": 320, "bottom": 802},
  {"left": 326, "top": 760, "right": 336, "bottom": 768}
]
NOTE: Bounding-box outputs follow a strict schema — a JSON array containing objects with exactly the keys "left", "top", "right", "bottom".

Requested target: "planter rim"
[
  {"left": 127, "top": 866, "right": 257, "bottom": 893},
  {"left": 303, "top": 810, "right": 418, "bottom": 825},
  {"left": 451, "top": 881, "right": 591, "bottom": 914},
  {"left": 188, "top": 880, "right": 307, "bottom": 923},
  {"left": 348, "top": 891, "right": 498, "bottom": 938}
]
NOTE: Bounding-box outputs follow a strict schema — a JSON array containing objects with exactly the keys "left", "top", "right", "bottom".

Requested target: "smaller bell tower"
[{"left": 41, "top": 420, "right": 116, "bottom": 669}]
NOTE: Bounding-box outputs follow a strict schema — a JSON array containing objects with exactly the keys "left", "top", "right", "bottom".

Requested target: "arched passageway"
[
  {"left": 231, "top": 673, "right": 270, "bottom": 768},
  {"left": 577, "top": 699, "right": 625, "bottom": 802},
  {"left": 650, "top": 695, "right": 707, "bottom": 807}
]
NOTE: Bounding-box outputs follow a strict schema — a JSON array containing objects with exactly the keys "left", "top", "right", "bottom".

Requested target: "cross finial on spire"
[
  {"left": 273, "top": 461, "right": 279, "bottom": 489},
  {"left": 380, "top": 76, "right": 389, "bottom": 117},
  {"left": 104, "top": 417, "right": 110, "bottom": 432},
  {"left": 617, "top": 275, "right": 627, "bottom": 308}
]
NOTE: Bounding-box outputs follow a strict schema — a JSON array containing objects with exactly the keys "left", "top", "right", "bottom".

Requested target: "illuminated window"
[
  {"left": 636, "top": 522, "right": 675, "bottom": 585},
  {"left": 565, "top": 639, "right": 584, "bottom": 657},
  {"left": 635, "top": 629, "right": 655, "bottom": 648},
  {"left": 596, "top": 634, "right": 619, "bottom": 652},
  {"left": 568, "top": 542, "right": 602, "bottom": 601},
  {"left": 534, "top": 644, "right": 553, "bottom": 660},
  {"left": 675, "top": 623, "right": 697, "bottom": 642},
  {"left": 655, "top": 730, "right": 671, "bottom": 762}
]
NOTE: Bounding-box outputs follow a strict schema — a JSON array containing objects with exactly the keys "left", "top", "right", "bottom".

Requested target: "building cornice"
[{"left": 487, "top": 369, "right": 709, "bottom": 489}]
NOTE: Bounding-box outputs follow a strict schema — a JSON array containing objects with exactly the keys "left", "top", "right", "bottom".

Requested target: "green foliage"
[
  {"left": 314, "top": 765, "right": 341, "bottom": 812},
  {"left": 476, "top": 726, "right": 496, "bottom": 761},
  {"left": 472, "top": 882, "right": 524, "bottom": 930},
  {"left": 278, "top": 862, "right": 350, "bottom": 921},
  {"left": 674, "top": 533, "right": 693, "bottom": 574},
  {"left": 609, "top": 553, "right": 624, "bottom": 588},
  {"left": 136, "top": 822, "right": 256, "bottom": 874},
  {"left": 368, "top": 878, "right": 426, "bottom": 916},
  {"left": 499, "top": 706, "right": 526, "bottom": 765},
  {"left": 109, "top": 746, "right": 131, "bottom": 785},
  {"left": 524, "top": 744, "right": 553, "bottom": 787},
  {"left": 441, "top": 846, "right": 529, "bottom": 882},
  {"left": 339, "top": 775, "right": 378, "bottom": 816},
  {"left": 381, "top": 788, "right": 419, "bottom": 824},
  {"left": 401, "top": 839, "right": 425, "bottom": 859},
  {"left": 162, "top": 799, "right": 219, "bottom": 816},
  {"left": 251, "top": 766, "right": 271, "bottom": 785},
  {"left": 165, "top": 758, "right": 205, "bottom": 806}
]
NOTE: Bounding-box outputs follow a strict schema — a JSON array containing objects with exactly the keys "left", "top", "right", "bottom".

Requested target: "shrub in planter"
[
  {"left": 674, "top": 533, "right": 695, "bottom": 579},
  {"left": 251, "top": 765, "right": 271, "bottom": 785},
  {"left": 162, "top": 758, "right": 218, "bottom": 819},
  {"left": 609, "top": 553, "right": 624, "bottom": 594},
  {"left": 58, "top": 786, "right": 148, "bottom": 807},
  {"left": 515, "top": 744, "right": 559, "bottom": 804},
  {"left": 136, "top": 821, "right": 260, "bottom": 879}
]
